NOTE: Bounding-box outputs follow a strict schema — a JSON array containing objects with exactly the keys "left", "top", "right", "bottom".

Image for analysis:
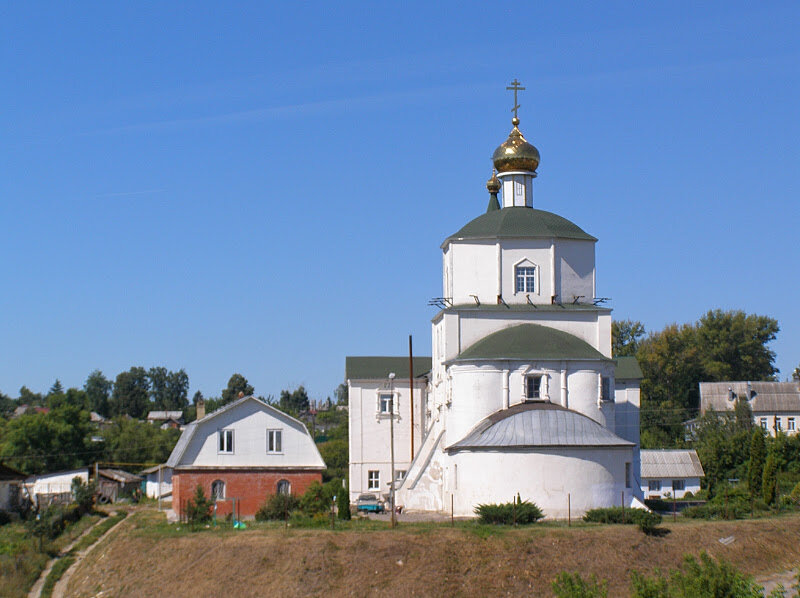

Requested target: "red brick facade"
[{"left": 172, "top": 469, "right": 322, "bottom": 519}]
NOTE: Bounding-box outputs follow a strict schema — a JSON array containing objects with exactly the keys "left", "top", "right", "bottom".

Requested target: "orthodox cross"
[{"left": 506, "top": 78, "right": 525, "bottom": 119}]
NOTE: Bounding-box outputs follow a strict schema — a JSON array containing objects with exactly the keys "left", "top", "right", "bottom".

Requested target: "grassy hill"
[{"left": 65, "top": 509, "right": 800, "bottom": 597}]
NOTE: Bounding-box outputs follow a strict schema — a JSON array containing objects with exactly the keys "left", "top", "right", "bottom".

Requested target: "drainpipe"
[
  {"left": 561, "top": 361, "right": 568, "bottom": 408},
  {"left": 502, "top": 368, "right": 510, "bottom": 409}
]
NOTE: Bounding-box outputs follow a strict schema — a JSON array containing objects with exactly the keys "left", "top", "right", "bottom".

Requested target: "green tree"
[
  {"left": 337, "top": 480, "right": 351, "bottom": 520},
  {"left": 552, "top": 572, "right": 608, "bottom": 598},
  {"left": 221, "top": 374, "right": 254, "bottom": 405},
  {"left": 762, "top": 452, "right": 778, "bottom": 505},
  {"left": 18, "top": 385, "right": 44, "bottom": 406},
  {"left": 186, "top": 485, "right": 213, "bottom": 528},
  {"left": 102, "top": 418, "right": 181, "bottom": 465},
  {"left": 318, "top": 438, "right": 348, "bottom": 481},
  {"left": 334, "top": 382, "right": 348, "bottom": 405},
  {"left": 84, "top": 370, "right": 112, "bottom": 417},
  {"left": 748, "top": 428, "right": 766, "bottom": 497},
  {"left": 48, "top": 380, "right": 64, "bottom": 396},
  {"left": 148, "top": 367, "right": 189, "bottom": 411},
  {"left": 110, "top": 367, "right": 150, "bottom": 418},
  {"left": 612, "top": 319, "right": 645, "bottom": 357},
  {"left": 278, "top": 386, "right": 310, "bottom": 417},
  {"left": 0, "top": 391, "right": 15, "bottom": 416},
  {"left": 693, "top": 407, "right": 752, "bottom": 495}
]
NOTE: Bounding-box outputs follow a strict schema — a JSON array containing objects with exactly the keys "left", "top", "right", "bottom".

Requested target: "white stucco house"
[
  {"left": 348, "top": 96, "right": 643, "bottom": 519},
  {"left": 22, "top": 467, "right": 90, "bottom": 507},
  {"left": 640, "top": 449, "right": 704, "bottom": 499},
  {"left": 700, "top": 381, "right": 800, "bottom": 437},
  {"left": 166, "top": 395, "right": 326, "bottom": 518},
  {"left": 140, "top": 464, "right": 173, "bottom": 499}
]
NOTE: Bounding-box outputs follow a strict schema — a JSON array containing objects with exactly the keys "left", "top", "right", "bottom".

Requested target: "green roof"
[
  {"left": 443, "top": 206, "right": 596, "bottom": 247},
  {"left": 346, "top": 356, "right": 432, "bottom": 380},
  {"left": 614, "top": 356, "right": 643, "bottom": 379},
  {"left": 453, "top": 324, "right": 610, "bottom": 362}
]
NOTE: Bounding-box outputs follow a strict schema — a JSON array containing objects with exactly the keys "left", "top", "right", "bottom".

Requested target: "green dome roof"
[
  {"left": 453, "top": 324, "right": 609, "bottom": 362},
  {"left": 443, "top": 207, "right": 596, "bottom": 247}
]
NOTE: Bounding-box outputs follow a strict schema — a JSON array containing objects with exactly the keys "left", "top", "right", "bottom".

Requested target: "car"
[{"left": 356, "top": 493, "right": 385, "bottom": 513}]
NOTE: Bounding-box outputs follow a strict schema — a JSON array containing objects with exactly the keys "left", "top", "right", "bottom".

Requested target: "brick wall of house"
[{"left": 172, "top": 469, "right": 322, "bottom": 518}]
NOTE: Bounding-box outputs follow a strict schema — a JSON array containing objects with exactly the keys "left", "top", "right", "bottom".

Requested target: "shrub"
[
  {"left": 337, "top": 480, "right": 351, "bottom": 520},
  {"left": 475, "top": 495, "right": 543, "bottom": 525},
  {"left": 299, "top": 481, "right": 332, "bottom": 515},
  {"left": 762, "top": 453, "right": 778, "bottom": 505},
  {"left": 186, "top": 485, "right": 213, "bottom": 527},
  {"left": 71, "top": 477, "right": 96, "bottom": 515},
  {"left": 582, "top": 507, "right": 662, "bottom": 534},
  {"left": 552, "top": 571, "right": 608, "bottom": 598},
  {"left": 630, "top": 551, "right": 764, "bottom": 597},
  {"left": 255, "top": 492, "right": 300, "bottom": 521}
]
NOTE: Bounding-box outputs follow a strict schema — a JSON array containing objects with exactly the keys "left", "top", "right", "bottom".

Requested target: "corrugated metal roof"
[
  {"left": 98, "top": 469, "right": 142, "bottom": 483},
  {"left": 615, "top": 356, "right": 643, "bottom": 380},
  {"left": 448, "top": 402, "right": 633, "bottom": 451},
  {"left": 700, "top": 381, "right": 800, "bottom": 413},
  {"left": 345, "top": 356, "right": 432, "bottom": 380},
  {"left": 147, "top": 411, "right": 184, "bottom": 420},
  {"left": 640, "top": 450, "right": 705, "bottom": 479}
]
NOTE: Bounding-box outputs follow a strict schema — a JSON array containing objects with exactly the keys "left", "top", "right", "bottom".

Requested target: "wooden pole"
[
  {"left": 673, "top": 494, "right": 677, "bottom": 522},
  {"left": 409, "top": 335, "right": 415, "bottom": 461},
  {"left": 621, "top": 491, "right": 625, "bottom": 521},
  {"left": 451, "top": 494, "right": 454, "bottom": 527},
  {"left": 568, "top": 493, "right": 571, "bottom": 527},
  {"left": 157, "top": 466, "right": 162, "bottom": 512},
  {"left": 389, "top": 375, "right": 396, "bottom": 529}
]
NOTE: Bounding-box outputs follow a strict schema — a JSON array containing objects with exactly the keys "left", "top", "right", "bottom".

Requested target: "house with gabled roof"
[
  {"left": 167, "top": 395, "right": 325, "bottom": 518},
  {"left": 640, "top": 449, "right": 705, "bottom": 499},
  {"left": 700, "top": 381, "right": 800, "bottom": 437}
]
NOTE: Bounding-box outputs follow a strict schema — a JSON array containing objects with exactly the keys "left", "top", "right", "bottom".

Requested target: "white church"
[{"left": 347, "top": 84, "right": 644, "bottom": 518}]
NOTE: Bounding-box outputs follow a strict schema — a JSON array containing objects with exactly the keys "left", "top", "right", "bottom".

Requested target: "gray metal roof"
[
  {"left": 447, "top": 402, "right": 634, "bottom": 451},
  {"left": 345, "top": 356, "right": 432, "bottom": 381},
  {"left": 147, "top": 410, "right": 184, "bottom": 420},
  {"left": 640, "top": 450, "right": 705, "bottom": 479},
  {"left": 615, "top": 356, "right": 643, "bottom": 380},
  {"left": 700, "top": 381, "right": 800, "bottom": 414}
]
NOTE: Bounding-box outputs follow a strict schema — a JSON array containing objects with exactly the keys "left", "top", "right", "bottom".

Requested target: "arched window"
[
  {"left": 211, "top": 480, "right": 225, "bottom": 501},
  {"left": 277, "top": 479, "right": 291, "bottom": 495}
]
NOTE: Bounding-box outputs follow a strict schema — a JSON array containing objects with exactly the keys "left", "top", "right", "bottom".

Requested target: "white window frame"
[
  {"left": 211, "top": 479, "right": 225, "bottom": 501},
  {"left": 672, "top": 479, "right": 685, "bottom": 492},
  {"left": 760, "top": 417, "right": 768, "bottom": 430},
  {"left": 218, "top": 429, "right": 234, "bottom": 454},
  {"left": 525, "top": 375, "right": 543, "bottom": 400},
  {"left": 776, "top": 417, "right": 782, "bottom": 431},
  {"left": 376, "top": 390, "right": 399, "bottom": 416},
  {"left": 367, "top": 470, "right": 380, "bottom": 491},
  {"left": 267, "top": 429, "right": 283, "bottom": 454},
  {"left": 395, "top": 470, "right": 406, "bottom": 482},
  {"left": 277, "top": 479, "right": 291, "bottom": 495},
  {"left": 513, "top": 258, "right": 539, "bottom": 295},
  {"left": 788, "top": 417, "right": 796, "bottom": 432}
]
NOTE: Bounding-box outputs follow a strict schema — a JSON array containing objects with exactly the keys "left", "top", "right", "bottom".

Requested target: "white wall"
[
  {"left": 177, "top": 399, "right": 325, "bottom": 469},
  {"left": 26, "top": 469, "right": 89, "bottom": 497},
  {"left": 641, "top": 477, "right": 702, "bottom": 499},
  {"left": 753, "top": 412, "right": 799, "bottom": 437},
  {"left": 144, "top": 468, "right": 173, "bottom": 499}
]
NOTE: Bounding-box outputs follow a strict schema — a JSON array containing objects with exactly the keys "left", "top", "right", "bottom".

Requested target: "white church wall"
[
  {"left": 557, "top": 240, "right": 595, "bottom": 303},
  {"left": 347, "top": 378, "right": 427, "bottom": 502},
  {"left": 450, "top": 241, "right": 497, "bottom": 305},
  {"left": 499, "top": 239, "right": 553, "bottom": 303},
  {"left": 566, "top": 368, "right": 607, "bottom": 424},
  {"left": 446, "top": 365, "right": 505, "bottom": 444},
  {"left": 446, "top": 447, "right": 634, "bottom": 518}
]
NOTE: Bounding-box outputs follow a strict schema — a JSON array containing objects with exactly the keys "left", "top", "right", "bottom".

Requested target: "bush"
[
  {"left": 475, "top": 495, "right": 544, "bottom": 525},
  {"left": 630, "top": 551, "right": 764, "bottom": 597},
  {"left": 337, "top": 480, "right": 351, "bottom": 520},
  {"left": 255, "top": 492, "right": 300, "bottom": 521},
  {"left": 71, "top": 477, "right": 96, "bottom": 515},
  {"left": 299, "top": 481, "right": 332, "bottom": 515},
  {"left": 186, "top": 485, "right": 213, "bottom": 527},
  {"left": 552, "top": 571, "right": 608, "bottom": 598},
  {"left": 582, "top": 507, "right": 662, "bottom": 534}
]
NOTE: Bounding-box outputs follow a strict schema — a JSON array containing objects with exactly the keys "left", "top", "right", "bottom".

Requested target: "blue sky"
[{"left": 1, "top": 2, "right": 798, "bottom": 402}]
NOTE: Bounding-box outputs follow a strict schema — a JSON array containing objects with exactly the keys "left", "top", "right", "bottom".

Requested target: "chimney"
[{"left": 196, "top": 398, "right": 205, "bottom": 421}]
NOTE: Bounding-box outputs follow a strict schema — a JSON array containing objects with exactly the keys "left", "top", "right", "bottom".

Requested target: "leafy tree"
[
  {"left": 221, "top": 374, "right": 254, "bottom": 405},
  {"left": 318, "top": 438, "right": 348, "bottom": 481},
  {"left": 18, "top": 385, "right": 44, "bottom": 406},
  {"left": 693, "top": 406, "right": 752, "bottom": 495},
  {"left": 792, "top": 363, "right": 799, "bottom": 382},
  {"left": 334, "top": 382, "right": 348, "bottom": 405},
  {"left": 299, "top": 481, "right": 332, "bottom": 515},
  {"left": 748, "top": 428, "right": 766, "bottom": 497},
  {"left": 110, "top": 367, "right": 150, "bottom": 418},
  {"left": 0, "top": 391, "right": 15, "bottom": 416},
  {"left": 762, "top": 452, "right": 778, "bottom": 505},
  {"left": 102, "top": 418, "right": 181, "bottom": 465},
  {"left": 48, "top": 380, "right": 64, "bottom": 396},
  {"left": 612, "top": 319, "right": 645, "bottom": 357},
  {"left": 148, "top": 367, "right": 189, "bottom": 411},
  {"left": 278, "top": 386, "right": 310, "bottom": 417},
  {"left": 84, "top": 370, "right": 112, "bottom": 417}
]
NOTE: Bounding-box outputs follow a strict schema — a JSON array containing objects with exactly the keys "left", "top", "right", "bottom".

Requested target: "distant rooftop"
[
  {"left": 345, "top": 356, "right": 432, "bottom": 381},
  {"left": 700, "top": 381, "right": 800, "bottom": 413},
  {"left": 640, "top": 449, "right": 705, "bottom": 479}
]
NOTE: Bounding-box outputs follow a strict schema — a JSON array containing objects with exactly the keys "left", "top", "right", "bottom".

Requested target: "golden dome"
[
  {"left": 486, "top": 169, "right": 501, "bottom": 193},
  {"left": 492, "top": 118, "right": 540, "bottom": 174}
]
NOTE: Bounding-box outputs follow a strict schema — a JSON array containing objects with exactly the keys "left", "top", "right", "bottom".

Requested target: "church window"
[
  {"left": 267, "top": 429, "right": 282, "bottom": 454},
  {"left": 601, "top": 377, "right": 612, "bottom": 402},
  {"left": 277, "top": 479, "right": 291, "bottom": 495},
  {"left": 525, "top": 375, "right": 542, "bottom": 400},
  {"left": 648, "top": 480, "right": 661, "bottom": 492},
  {"left": 625, "top": 462, "right": 631, "bottom": 489},
  {"left": 515, "top": 266, "right": 536, "bottom": 293},
  {"left": 211, "top": 480, "right": 225, "bottom": 501},
  {"left": 368, "top": 470, "right": 380, "bottom": 491},
  {"left": 379, "top": 393, "right": 393, "bottom": 414},
  {"left": 218, "top": 429, "right": 234, "bottom": 454}
]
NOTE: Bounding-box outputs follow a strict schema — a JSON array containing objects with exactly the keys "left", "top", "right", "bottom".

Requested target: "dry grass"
[{"left": 66, "top": 509, "right": 800, "bottom": 598}]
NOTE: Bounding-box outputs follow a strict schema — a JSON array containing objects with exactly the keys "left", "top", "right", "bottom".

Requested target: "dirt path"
[
  {"left": 49, "top": 514, "right": 128, "bottom": 598},
  {"left": 27, "top": 519, "right": 103, "bottom": 598},
  {"left": 757, "top": 568, "right": 799, "bottom": 597}
]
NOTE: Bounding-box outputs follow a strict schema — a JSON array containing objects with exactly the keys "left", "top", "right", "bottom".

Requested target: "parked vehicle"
[{"left": 356, "top": 493, "right": 385, "bottom": 513}]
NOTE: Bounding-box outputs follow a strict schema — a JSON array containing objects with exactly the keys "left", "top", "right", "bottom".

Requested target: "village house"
[
  {"left": 640, "top": 449, "right": 705, "bottom": 499},
  {"left": 0, "top": 464, "right": 27, "bottom": 512},
  {"left": 140, "top": 464, "right": 172, "bottom": 500},
  {"left": 167, "top": 396, "right": 326, "bottom": 518},
  {"left": 700, "top": 381, "right": 800, "bottom": 437}
]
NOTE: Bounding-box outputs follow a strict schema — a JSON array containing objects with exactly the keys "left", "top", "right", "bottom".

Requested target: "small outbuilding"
[
  {"left": 97, "top": 469, "right": 143, "bottom": 503},
  {"left": 140, "top": 464, "right": 172, "bottom": 499},
  {"left": 640, "top": 449, "right": 704, "bottom": 499},
  {"left": 0, "top": 464, "right": 27, "bottom": 512},
  {"left": 23, "top": 468, "right": 90, "bottom": 508}
]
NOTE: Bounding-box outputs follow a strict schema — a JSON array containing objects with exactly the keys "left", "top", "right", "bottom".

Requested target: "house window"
[
  {"left": 672, "top": 480, "right": 685, "bottom": 492},
  {"left": 776, "top": 417, "right": 782, "bottom": 431},
  {"left": 525, "top": 375, "right": 542, "bottom": 400},
  {"left": 277, "top": 480, "right": 291, "bottom": 495},
  {"left": 379, "top": 393, "right": 393, "bottom": 414},
  {"left": 760, "top": 418, "right": 768, "bottom": 430},
  {"left": 515, "top": 266, "right": 536, "bottom": 293},
  {"left": 625, "top": 462, "right": 631, "bottom": 489},
  {"left": 648, "top": 480, "right": 661, "bottom": 492},
  {"left": 218, "top": 429, "right": 234, "bottom": 454},
  {"left": 395, "top": 470, "right": 406, "bottom": 482},
  {"left": 601, "top": 377, "right": 611, "bottom": 402},
  {"left": 267, "top": 429, "right": 282, "bottom": 454},
  {"left": 211, "top": 480, "right": 225, "bottom": 501},
  {"left": 788, "top": 417, "right": 796, "bottom": 431},
  {"left": 368, "top": 470, "right": 380, "bottom": 491}
]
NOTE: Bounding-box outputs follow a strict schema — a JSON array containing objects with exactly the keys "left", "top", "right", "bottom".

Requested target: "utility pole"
[
  {"left": 409, "top": 335, "right": 415, "bottom": 461},
  {"left": 389, "top": 372, "right": 397, "bottom": 529}
]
